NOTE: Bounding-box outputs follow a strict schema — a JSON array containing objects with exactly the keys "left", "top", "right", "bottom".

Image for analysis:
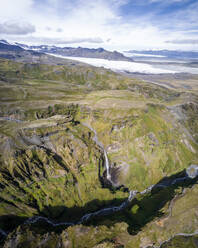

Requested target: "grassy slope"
[{"left": 0, "top": 58, "right": 198, "bottom": 247}]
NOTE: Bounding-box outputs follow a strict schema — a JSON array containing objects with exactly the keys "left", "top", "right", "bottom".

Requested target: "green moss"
[
  {"left": 0, "top": 58, "right": 198, "bottom": 247},
  {"left": 131, "top": 204, "right": 139, "bottom": 214},
  {"left": 161, "top": 235, "right": 198, "bottom": 248}
]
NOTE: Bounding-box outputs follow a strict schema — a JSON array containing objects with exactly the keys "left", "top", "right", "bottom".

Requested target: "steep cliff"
[{"left": 0, "top": 58, "right": 198, "bottom": 247}]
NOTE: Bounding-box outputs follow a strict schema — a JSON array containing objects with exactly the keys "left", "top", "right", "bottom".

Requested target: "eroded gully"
[{"left": 1, "top": 122, "right": 198, "bottom": 242}]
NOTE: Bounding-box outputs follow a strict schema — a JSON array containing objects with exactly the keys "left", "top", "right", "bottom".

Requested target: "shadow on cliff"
[
  {"left": 86, "top": 169, "right": 198, "bottom": 235},
  {"left": 1, "top": 169, "right": 198, "bottom": 241}
]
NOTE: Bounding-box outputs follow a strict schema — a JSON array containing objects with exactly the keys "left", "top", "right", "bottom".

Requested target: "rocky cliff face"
[{"left": 0, "top": 58, "right": 198, "bottom": 247}]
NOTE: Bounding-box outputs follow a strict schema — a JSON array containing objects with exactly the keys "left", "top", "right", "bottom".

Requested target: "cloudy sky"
[{"left": 0, "top": 0, "right": 198, "bottom": 51}]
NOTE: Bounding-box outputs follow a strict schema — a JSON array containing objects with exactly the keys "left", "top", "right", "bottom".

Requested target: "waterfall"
[
  {"left": 8, "top": 166, "right": 197, "bottom": 231},
  {"left": 22, "top": 124, "right": 198, "bottom": 234},
  {"left": 82, "top": 122, "right": 112, "bottom": 183},
  {"left": 104, "top": 150, "right": 111, "bottom": 180}
]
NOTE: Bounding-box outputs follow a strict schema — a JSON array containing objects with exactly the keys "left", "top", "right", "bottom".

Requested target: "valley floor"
[{"left": 0, "top": 58, "right": 198, "bottom": 247}]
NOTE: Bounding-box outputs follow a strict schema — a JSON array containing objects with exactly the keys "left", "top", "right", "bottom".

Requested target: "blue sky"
[
  {"left": 0, "top": 0, "right": 198, "bottom": 51},
  {"left": 119, "top": 0, "right": 198, "bottom": 29}
]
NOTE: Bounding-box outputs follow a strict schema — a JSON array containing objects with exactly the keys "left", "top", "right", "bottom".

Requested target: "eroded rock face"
[
  {"left": 0, "top": 102, "right": 198, "bottom": 247},
  {"left": 169, "top": 101, "right": 198, "bottom": 143},
  {"left": 0, "top": 116, "right": 109, "bottom": 226},
  {"left": 2, "top": 223, "right": 130, "bottom": 248},
  {"left": 0, "top": 56, "right": 198, "bottom": 247}
]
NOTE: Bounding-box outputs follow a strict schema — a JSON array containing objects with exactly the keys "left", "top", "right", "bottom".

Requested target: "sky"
[{"left": 0, "top": 0, "right": 198, "bottom": 51}]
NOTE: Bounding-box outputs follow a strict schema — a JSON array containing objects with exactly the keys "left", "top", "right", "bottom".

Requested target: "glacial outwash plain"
[{"left": 0, "top": 42, "right": 198, "bottom": 248}]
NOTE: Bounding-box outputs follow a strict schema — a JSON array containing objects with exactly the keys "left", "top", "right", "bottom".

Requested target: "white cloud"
[
  {"left": 8, "top": 36, "right": 103, "bottom": 45},
  {"left": 0, "top": 0, "right": 33, "bottom": 20},
  {"left": 0, "top": 21, "right": 35, "bottom": 35},
  {"left": 56, "top": 28, "right": 63, "bottom": 33},
  {"left": 166, "top": 39, "right": 198, "bottom": 45},
  {"left": 0, "top": 0, "right": 198, "bottom": 51}
]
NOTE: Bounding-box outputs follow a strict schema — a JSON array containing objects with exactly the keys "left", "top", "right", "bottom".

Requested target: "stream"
[
  {"left": 0, "top": 229, "right": 7, "bottom": 237},
  {"left": 1, "top": 122, "right": 198, "bottom": 243},
  {"left": 1, "top": 163, "right": 198, "bottom": 242},
  {"left": 0, "top": 117, "right": 22, "bottom": 123},
  {"left": 7, "top": 163, "right": 198, "bottom": 236},
  {"left": 153, "top": 229, "right": 198, "bottom": 248}
]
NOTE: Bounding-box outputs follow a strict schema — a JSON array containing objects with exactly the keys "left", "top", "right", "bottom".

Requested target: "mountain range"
[
  {"left": 1, "top": 40, "right": 132, "bottom": 61},
  {"left": 126, "top": 49, "right": 198, "bottom": 60},
  {"left": 0, "top": 37, "right": 198, "bottom": 248}
]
